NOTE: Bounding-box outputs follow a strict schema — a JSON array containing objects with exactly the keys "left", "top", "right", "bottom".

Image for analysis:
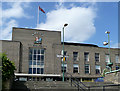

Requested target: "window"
[
  {"left": 95, "top": 65, "right": 101, "bottom": 74},
  {"left": 61, "top": 64, "right": 67, "bottom": 73},
  {"left": 115, "top": 54, "right": 120, "bottom": 63},
  {"left": 85, "top": 64, "right": 90, "bottom": 74},
  {"left": 95, "top": 53, "right": 99, "bottom": 62},
  {"left": 73, "top": 52, "right": 78, "bottom": 61},
  {"left": 73, "top": 64, "right": 79, "bottom": 73},
  {"left": 28, "top": 48, "right": 45, "bottom": 74},
  {"left": 116, "top": 66, "right": 120, "bottom": 70},
  {"left": 84, "top": 52, "right": 89, "bottom": 62},
  {"left": 105, "top": 54, "right": 110, "bottom": 63}
]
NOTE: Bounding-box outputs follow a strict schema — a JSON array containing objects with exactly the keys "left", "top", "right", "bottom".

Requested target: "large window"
[
  {"left": 95, "top": 53, "right": 100, "bottom": 62},
  {"left": 73, "top": 52, "right": 78, "bottom": 61},
  {"left": 115, "top": 54, "right": 120, "bottom": 63},
  {"left": 85, "top": 64, "right": 90, "bottom": 74},
  {"left": 95, "top": 65, "right": 101, "bottom": 74},
  {"left": 73, "top": 64, "right": 79, "bottom": 73},
  {"left": 105, "top": 54, "right": 110, "bottom": 63},
  {"left": 29, "top": 48, "right": 44, "bottom": 74},
  {"left": 84, "top": 52, "right": 89, "bottom": 62},
  {"left": 61, "top": 64, "right": 67, "bottom": 73}
]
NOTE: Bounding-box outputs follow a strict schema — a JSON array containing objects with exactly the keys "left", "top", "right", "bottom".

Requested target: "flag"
[{"left": 39, "top": 6, "right": 45, "bottom": 13}]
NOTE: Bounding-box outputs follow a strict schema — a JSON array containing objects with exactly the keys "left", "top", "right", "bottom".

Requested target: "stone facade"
[{"left": 1, "top": 27, "right": 120, "bottom": 79}]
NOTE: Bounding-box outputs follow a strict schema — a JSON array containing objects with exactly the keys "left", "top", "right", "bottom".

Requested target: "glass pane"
[
  {"left": 29, "top": 60, "right": 32, "bottom": 65},
  {"left": 34, "top": 49, "right": 37, "bottom": 54},
  {"left": 33, "top": 68, "right": 36, "bottom": 74},
  {"left": 33, "top": 60, "right": 36, "bottom": 65},
  {"left": 33, "top": 55, "right": 36, "bottom": 60},
  {"left": 38, "top": 49, "right": 40, "bottom": 54},
  {"left": 41, "top": 68, "right": 44, "bottom": 74},
  {"left": 41, "top": 49, "right": 44, "bottom": 54},
  {"left": 29, "top": 68, "right": 32, "bottom": 74},
  {"left": 37, "top": 68, "right": 40, "bottom": 74},
  {"left": 41, "top": 55, "right": 44, "bottom": 61},
  {"left": 37, "top": 55, "right": 40, "bottom": 60},
  {"left": 29, "top": 54, "right": 32, "bottom": 60}
]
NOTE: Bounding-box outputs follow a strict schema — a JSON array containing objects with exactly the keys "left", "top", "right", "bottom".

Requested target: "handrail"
[
  {"left": 65, "top": 72, "right": 88, "bottom": 91},
  {"left": 65, "top": 72, "right": 120, "bottom": 91}
]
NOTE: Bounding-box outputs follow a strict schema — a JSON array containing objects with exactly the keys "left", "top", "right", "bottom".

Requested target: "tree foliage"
[{"left": 0, "top": 53, "right": 16, "bottom": 81}]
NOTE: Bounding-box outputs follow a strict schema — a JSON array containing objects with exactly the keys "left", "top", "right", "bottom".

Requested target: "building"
[{"left": 0, "top": 27, "right": 120, "bottom": 82}]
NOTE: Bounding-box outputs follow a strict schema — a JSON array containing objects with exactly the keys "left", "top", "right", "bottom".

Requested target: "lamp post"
[
  {"left": 62, "top": 23, "right": 68, "bottom": 82},
  {"left": 103, "top": 31, "right": 113, "bottom": 71}
]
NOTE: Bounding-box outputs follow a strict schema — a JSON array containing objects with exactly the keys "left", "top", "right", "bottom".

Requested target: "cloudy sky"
[{"left": 0, "top": 0, "right": 119, "bottom": 48}]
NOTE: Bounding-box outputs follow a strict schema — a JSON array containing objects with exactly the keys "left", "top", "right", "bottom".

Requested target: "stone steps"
[{"left": 12, "top": 81, "right": 120, "bottom": 90}]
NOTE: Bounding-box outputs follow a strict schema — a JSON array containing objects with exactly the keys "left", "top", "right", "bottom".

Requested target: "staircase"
[
  {"left": 12, "top": 81, "right": 77, "bottom": 91},
  {"left": 12, "top": 80, "right": 120, "bottom": 91}
]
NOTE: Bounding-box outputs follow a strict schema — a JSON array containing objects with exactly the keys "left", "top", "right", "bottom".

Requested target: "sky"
[{"left": 0, "top": 0, "right": 119, "bottom": 48}]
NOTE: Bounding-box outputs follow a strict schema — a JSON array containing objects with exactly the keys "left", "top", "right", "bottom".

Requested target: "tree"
[{"left": 0, "top": 53, "right": 16, "bottom": 81}]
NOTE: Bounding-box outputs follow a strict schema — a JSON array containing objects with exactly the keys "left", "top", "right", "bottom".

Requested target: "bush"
[{"left": 0, "top": 53, "right": 16, "bottom": 81}]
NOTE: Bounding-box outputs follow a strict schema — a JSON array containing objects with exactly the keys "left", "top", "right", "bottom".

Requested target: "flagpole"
[{"left": 37, "top": 6, "right": 39, "bottom": 28}]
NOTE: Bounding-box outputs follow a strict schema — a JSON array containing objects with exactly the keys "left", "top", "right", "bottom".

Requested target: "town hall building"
[{"left": 0, "top": 27, "right": 120, "bottom": 82}]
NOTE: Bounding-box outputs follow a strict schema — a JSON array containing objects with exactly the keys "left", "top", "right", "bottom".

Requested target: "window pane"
[
  {"left": 33, "top": 60, "right": 36, "bottom": 65},
  {"left": 33, "top": 68, "right": 36, "bottom": 74},
  {"left": 115, "top": 54, "right": 119, "bottom": 63},
  {"left": 73, "top": 52, "right": 78, "bottom": 61},
  {"left": 85, "top": 64, "right": 89, "bottom": 74},
  {"left": 29, "top": 68, "right": 32, "bottom": 74},
  {"left": 34, "top": 49, "right": 37, "bottom": 54},
  {"left": 95, "top": 65, "right": 100, "bottom": 74},
  {"left": 37, "top": 68, "right": 40, "bottom": 74},
  {"left": 29, "top": 60, "right": 32, "bottom": 65},
  {"left": 41, "top": 68, "right": 44, "bottom": 74},
  {"left": 38, "top": 49, "right": 40, "bottom": 54},
  {"left": 33, "top": 55, "right": 36, "bottom": 60},
  {"left": 95, "top": 53, "right": 99, "bottom": 62},
  {"left": 41, "top": 55, "right": 44, "bottom": 61},
  {"left": 84, "top": 52, "right": 89, "bottom": 61},
  {"left": 41, "top": 49, "right": 44, "bottom": 54},
  {"left": 37, "top": 55, "right": 40, "bottom": 60},
  {"left": 105, "top": 54, "right": 109, "bottom": 63}
]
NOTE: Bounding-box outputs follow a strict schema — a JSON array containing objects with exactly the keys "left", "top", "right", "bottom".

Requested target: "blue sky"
[{"left": 0, "top": 1, "right": 119, "bottom": 48}]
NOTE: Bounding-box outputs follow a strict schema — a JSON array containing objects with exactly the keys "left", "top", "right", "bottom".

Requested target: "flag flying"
[{"left": 39, "top": 6, "right": 45, "bottom": 13}]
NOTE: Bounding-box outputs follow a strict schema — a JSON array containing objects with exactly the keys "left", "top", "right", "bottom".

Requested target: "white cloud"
[
  {"left": 111, "top": 43, "right": 120, "bottom": 48},
  {"left": 2, "top": 20, "right": 18, "bottom": 40},
  {"left": 1, "top": 2, "right": 30, "bottom": 40},
  {"left": 37, "top": 5, "right": 96, "bottom": 43}
]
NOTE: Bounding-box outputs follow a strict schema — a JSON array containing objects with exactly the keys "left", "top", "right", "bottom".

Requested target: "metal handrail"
[
  {"left": 65, "top": 72, "right": 120, "bottom": 91},
  {"left": 65, "top": 72, "right": 88, "bottom": 91}
]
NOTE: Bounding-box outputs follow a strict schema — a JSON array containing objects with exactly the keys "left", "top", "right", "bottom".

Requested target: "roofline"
[
  {"left": 62, "top": 42, "right": 99, "bottom": 47},
  {"left": 13, "top": 27, "right": 61, "bottom": 33},
  {"left": 0, "top": 40, "right": 21, "bottom": 43}
]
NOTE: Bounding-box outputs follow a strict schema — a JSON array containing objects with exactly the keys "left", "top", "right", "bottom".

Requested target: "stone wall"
[{"left": 104, "top": 72, "right": 120, "bottom": 84}]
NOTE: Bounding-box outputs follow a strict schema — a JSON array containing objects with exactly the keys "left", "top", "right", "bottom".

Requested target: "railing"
[{"left": 65, "top": 72, "right": 120, "bottom": 91}]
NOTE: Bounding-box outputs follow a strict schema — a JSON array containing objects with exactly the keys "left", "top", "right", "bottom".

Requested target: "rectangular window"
[
  {"left": 95, "top": 65, "right": 101, "bottom": 74},
  {"left": 73, "top": 52, "right": 78, "bottom": 61},
  {"left": 105, "top": 54, "right": 110, "bottom": 63},
  {"left": 29, "top": 48, "right": 45, "bottom": 74},
  {"left": 85, "top": 64, "right": 90, "bottom": 74},
  {"left": 95, "top": 53, "right": 99, "bottom": 62},
  {"left": 73, "top": 64, "right": 79, "bottom": 73},
  {"left": 61, "top": 64, "right": 67, "bottom": 73},
  {"left": 115, "top": 54, "right": 119, "bottom": 63},
  {"left": 84, "top": 52, "right": 89, "bottom": 62}
]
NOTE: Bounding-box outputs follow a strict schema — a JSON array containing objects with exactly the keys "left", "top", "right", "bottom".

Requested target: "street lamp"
[
  {"left": 103, "top": 31, "right": 113, "bottom": 71},
  {"left": 62, "top": 23, "right": 68, "bottom": 82}
]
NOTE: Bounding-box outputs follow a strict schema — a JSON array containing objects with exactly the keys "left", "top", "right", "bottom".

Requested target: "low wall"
[{"left": 104, "top": 72, "right": 120, "bottom": 84}]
